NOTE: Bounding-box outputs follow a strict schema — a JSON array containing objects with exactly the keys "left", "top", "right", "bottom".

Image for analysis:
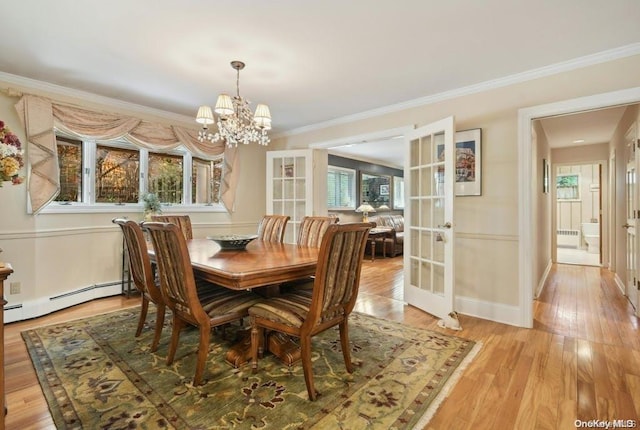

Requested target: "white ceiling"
[
  {"left": 2, "top": 1, "right": 640, "bottom": 166},
  {"left": 538, "top": 106, "right": 629, "bottom": 149}
]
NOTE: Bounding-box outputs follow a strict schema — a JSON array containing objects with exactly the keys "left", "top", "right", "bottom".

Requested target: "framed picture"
[
  {"left": 380, "top": 184, "right": 389, "bottom": 196},
  {"left": 453, "top": 129, "right": 482, "bottom": 196},
  {"left": 283, "top": 164, "right": 294, "bottom": 178}
]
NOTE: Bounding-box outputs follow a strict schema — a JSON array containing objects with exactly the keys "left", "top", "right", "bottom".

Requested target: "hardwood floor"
[{"left": 4, "top": 259, "right": 640, "bottom": 429}]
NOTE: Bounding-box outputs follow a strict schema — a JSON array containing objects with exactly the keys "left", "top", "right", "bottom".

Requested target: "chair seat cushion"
[
  {"left": 196, "top": 281, "right": 262, "bottom": 318},
  {"left": 248, "top": 292, "right": 313, "bottom": 328}
]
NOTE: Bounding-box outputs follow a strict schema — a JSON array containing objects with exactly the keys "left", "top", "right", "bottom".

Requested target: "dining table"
[
  {"left": 148, "top": 238, "right": 320, "bottom": 367},
  {"left": 183, "top": 238, "right": 319, "bottom": 291}
]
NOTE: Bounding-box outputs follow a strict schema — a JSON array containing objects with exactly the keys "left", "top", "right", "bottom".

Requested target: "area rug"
[{"left": 22, "top": 307, "right": 479, "bottom": 430}]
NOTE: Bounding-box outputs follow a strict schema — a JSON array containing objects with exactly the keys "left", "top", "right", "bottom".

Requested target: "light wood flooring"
[{"left": 4, "top": 258, "right": 640, "bottom": 429}]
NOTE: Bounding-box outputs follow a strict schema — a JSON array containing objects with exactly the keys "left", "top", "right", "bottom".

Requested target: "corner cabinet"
[{"left": 266, "top": 149, "right": 328, "bottom": 243}]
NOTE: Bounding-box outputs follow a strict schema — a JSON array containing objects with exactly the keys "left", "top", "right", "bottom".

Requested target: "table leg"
[
  {"left": 225, "top": 329, "right": 301, "bottom": 368},
  {"left": 370, "top": 239, "right": 376, "bottom": 262}
]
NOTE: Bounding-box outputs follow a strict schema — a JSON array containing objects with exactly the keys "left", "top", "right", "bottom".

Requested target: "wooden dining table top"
[{"left": 150, "top": 238, "right": 319, "bottom": 291}]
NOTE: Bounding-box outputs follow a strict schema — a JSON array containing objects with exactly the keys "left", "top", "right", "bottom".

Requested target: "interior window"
[
  {"left": 148, "top": 152, "right": 183, "bottom": 204},
  {"left": 95, "top": 144, "right": 140, "bottom": 203},
  {"left": 192, "top": 157, "right": 223, "bottom": 205},
  {"left": 393, "top": 176, "right": 404, "bottom": 209},
  {"left": 50, "top": 132, "right": 225, "bottom": 211},
  {"left": 55, "top": 137, "right": 83, "bottom": 203},
  {"left": 327, "top": 166, "right": 356, "bottom": 210},
  {"left": 557, "top": 173, "right": 580, "bottom": 200}
]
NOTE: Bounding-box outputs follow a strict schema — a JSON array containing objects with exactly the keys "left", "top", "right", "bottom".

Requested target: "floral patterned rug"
[{"left": 22, "top": 307, "right": 479, "bottom": 429}]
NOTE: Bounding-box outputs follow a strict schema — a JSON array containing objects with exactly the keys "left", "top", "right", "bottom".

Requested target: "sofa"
[{"left": 369, "top": 214, "right": 404, "bottom": 257}]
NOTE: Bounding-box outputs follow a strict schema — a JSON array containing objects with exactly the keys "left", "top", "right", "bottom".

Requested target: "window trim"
[{"left": 43, "top": 134, "right": 226, "bottom": 214}]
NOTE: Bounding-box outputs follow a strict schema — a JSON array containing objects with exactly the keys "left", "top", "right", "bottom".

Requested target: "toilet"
[{"left": 581, "top": 222, "right": 600, "bottom": 254}]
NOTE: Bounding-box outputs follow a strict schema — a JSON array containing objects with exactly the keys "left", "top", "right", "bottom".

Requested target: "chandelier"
[{"left": 196, "top": 60, "right": 271, "bottom": 147}]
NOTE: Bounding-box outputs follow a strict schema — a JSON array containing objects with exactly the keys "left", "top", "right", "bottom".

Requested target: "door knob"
[
  {"left": 438, "top": 222, "right": 452, "bottom": 229},
  {"left": 623, "top": 223, "right": 632, "bottom": 229}
]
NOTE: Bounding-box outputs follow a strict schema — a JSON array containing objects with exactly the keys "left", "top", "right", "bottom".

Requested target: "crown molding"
[
  {"left": 277, "top": 43, "right": 640, "bottom": 138},
  {"left": 0, "top": 71, "right": 195, "bottom": 124}
]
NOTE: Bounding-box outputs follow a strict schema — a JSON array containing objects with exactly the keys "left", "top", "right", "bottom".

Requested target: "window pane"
[
  {"left": 327, "top": 166, "right": 355, "bottom": 209},
  {"left": 55, "top": 137, "right": 82, "bottom": 202},
  {"left": 95, "top": 144, "right": 139, "bottom": 203},
  {"left": 393, "top": 176, "right": 404, "bottom": 209},
  {"left": 192, "top": 157, "right": 223, "bottom": 204},
  {"left": 557, "top": 174, "right": 580, "bottom": 200},
  {"left": 148, "top": 152, "right": 183, "bottom": 204}
]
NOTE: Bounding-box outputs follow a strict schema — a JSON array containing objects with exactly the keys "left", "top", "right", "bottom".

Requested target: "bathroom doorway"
[{"left": 555, "top": 163, "right": 601, "bottom": 266}]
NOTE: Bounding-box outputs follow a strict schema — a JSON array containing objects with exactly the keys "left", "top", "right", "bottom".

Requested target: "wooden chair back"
[
  {"left": 150, "top": 214, "right": 193, "bottom": 240},
  {"left": 143, "top": 221, "right": 208, "bottom": 328},
  {"left": 112, "top": 218, "right": 162, "bottom": 304},
  {"left": 256, "top": 215, "right": 290, "bottom": 243},
  {"left": 305, "top": 222, "right": 372, "bottom": 328},
  {"left": 297, "top": 216, "right": 339, "bottom": 248}
]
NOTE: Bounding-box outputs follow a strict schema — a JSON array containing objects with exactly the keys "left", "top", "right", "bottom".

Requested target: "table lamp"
[
  {"left": 378, "top": 204, "right": 390, "bottom": 211},
  {"left": 356, "top": 203, "right": 376, "bottom": 223}
]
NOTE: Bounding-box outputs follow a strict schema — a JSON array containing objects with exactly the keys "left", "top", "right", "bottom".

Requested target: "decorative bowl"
[{"left": 207, "top": 234, "right": 258, "bottom": 250}]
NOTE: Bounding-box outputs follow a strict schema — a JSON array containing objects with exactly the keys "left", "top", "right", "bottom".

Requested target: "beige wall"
[{"left": 272, "top": 54, "right": 640, "bottom": 322}]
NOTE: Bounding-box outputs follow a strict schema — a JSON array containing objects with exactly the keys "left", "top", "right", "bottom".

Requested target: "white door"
[
  {"left": 266, "top": 149, "right": 328, "bottom": 243},
  {"left": 624, "top": 124, "right": 639, "bottom": 316},
  {"left": 404, "top": 116, "right": 456, "bottom": 319}
]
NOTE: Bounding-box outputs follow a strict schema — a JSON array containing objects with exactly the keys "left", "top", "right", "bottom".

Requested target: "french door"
[
  {"left": 624, "top": 123, "right": 639, "bottom": 317},
  {"left": 403, "top": 116, "right": 456, "bottom": 319},
  {"left": 266, "top": 149, "right": 327, "bottom": 244}
]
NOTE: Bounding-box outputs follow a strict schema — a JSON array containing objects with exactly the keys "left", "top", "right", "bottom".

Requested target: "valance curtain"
[{"left": 14, "top": 94, "right": 239, "bottom": 214}]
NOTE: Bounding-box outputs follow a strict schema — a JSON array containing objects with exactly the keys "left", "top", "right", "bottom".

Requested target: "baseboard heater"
[
  {"left": 557, "top": 229, "right": 581, "bottom": 248},
  {"left": 50, "top": 281, "right": 121, "bottom": 301}
]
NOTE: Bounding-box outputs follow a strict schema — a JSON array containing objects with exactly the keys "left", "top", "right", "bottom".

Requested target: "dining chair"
[
  {"left": 280, "top": 216, "right": 339, "bottom": 293},
  {"left": 256, "top": 214, "right": 290, "bottom": 243},
  {"left": 112, "top": 218, "right": 166, "bottom": 352},
  {"left": 296, "top": 216, "right": 339, "bottom": 248},
  {"left": 249, "top": 222, "right": 372, "bottom": 400},
  {"left": 150, "top": 214, "right": 193, "bottom": 240},
  {"left": 142, "top": 221, "right": 262, "bottom": 386}
]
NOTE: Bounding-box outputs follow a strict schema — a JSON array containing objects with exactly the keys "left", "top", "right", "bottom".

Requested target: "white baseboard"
[
  {"left": 614, "top": 273, "right": 626, "bottom": 296},
  {"left": 4, "top": 282, "right": 122, "bottom": 324},
  {"left": 535, "top": 259, "right": 553, "bottom": 299},
  {"left": 455, "top": 295, "right": 522, "bottom": 327}
]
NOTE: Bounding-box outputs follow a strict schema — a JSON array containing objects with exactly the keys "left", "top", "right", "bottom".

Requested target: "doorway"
[
  {"left": 555, "top": 163, "right": 602, "bottom": 267},
  {"left": 518, "top": 87, "right": 640, "bottom": 328}
]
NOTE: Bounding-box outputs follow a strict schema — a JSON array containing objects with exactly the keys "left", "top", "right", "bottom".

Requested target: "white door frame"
[{"left": 518, "top": 86, "right": 640, "bottom": 328}]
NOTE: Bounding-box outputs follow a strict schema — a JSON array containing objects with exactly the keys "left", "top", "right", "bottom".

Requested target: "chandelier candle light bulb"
[{"left": 196, "top": 61, "right": 271, "bottom": 147}]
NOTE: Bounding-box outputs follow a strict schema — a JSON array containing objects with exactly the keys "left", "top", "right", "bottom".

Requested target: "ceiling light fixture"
[
  {"left": 196, "top": 60, "right": 271, "bottom": 147},
  {"left": 573, "top": 139, "right": 585, "bottom": 144}
]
